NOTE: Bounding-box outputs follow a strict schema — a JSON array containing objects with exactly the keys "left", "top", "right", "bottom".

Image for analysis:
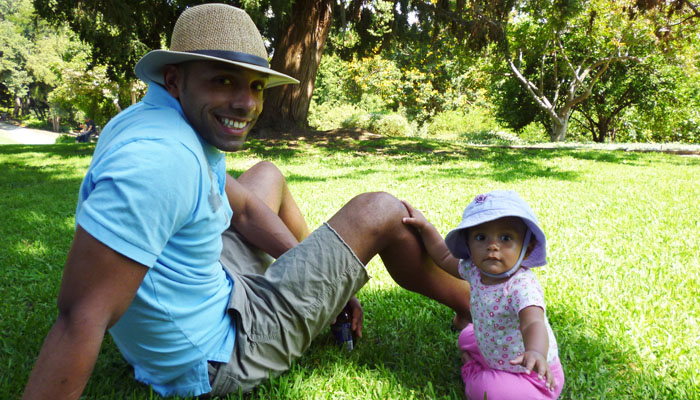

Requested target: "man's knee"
[
  {"left": 354, "top": 191, "right": 404, "bottom": 211},
  {"left": 348, "top": 192, "right": 408, "bottom": 229},
  {"left": 239, "top": 161, "right": 285, "bottom": 188},
  {"left": 247, "top": 161, "right": 285, "bottom": 184}
]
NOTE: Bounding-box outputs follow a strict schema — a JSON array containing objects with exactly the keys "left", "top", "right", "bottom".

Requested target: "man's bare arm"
[
  {"left": 23, "top": 225, "right": 148, "bottom": 400},
  {"left": 225, "top": 174, "right": 299, "bottom": 258}
]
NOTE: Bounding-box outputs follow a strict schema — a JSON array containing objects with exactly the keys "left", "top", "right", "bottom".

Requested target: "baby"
[{"left": 402, "top": 190, "right": 564, "bottom": 399}]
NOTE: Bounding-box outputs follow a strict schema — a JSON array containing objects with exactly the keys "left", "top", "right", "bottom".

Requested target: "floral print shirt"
[{"left": 459, "top": 259, "right": 560, "bottom": 373}]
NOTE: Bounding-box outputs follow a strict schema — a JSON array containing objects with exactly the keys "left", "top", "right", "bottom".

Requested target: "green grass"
[{"left": 1, "top": 137, "right": 699, "bottom": 399}]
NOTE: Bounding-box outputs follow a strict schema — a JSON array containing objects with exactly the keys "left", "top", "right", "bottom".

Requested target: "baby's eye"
[
  {"left": 500, "top": 234, "right": 513, "bottom": 242},
  {"left": 474, "top": 234, "right": 486, "bottom": 241}
]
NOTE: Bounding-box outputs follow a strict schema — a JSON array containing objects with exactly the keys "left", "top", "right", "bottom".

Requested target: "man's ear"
[{"left": 162, "top": 65, "right": 181, "bottom": 99}]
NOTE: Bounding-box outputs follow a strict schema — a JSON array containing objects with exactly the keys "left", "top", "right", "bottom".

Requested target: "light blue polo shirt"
[{"left": 75, "top": 83, "right": 235, "bottom": 397}]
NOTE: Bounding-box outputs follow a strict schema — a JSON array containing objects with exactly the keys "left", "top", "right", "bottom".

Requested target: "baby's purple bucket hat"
[{"left": 444, "top": 190, "right": 547, "bottom": 268}]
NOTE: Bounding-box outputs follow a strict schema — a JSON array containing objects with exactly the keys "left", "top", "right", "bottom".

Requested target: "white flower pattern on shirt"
[{"left": 458, "top": 259, "right": 559, "bottom": 373}]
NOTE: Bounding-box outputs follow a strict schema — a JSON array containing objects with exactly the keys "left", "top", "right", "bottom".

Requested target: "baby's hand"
[
  {"left": 400, "top": 200, "right": 430, "bottom": 232},
  {"left": 510, "top": 350, "right": 555, "bottom": 391}
]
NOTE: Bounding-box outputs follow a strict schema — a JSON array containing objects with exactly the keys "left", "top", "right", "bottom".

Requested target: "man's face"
[{"left": 164, "top": 60, "right": 268, "bottom": 151}]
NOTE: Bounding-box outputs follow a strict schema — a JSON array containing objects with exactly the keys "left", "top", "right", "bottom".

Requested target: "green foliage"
[
  {"left": 314, "top": 45, "right": 486, "bottom": 129},
  {"left": 518, "top": 121, "right": 550, "bottom": 143},
  {"left": 0, "top": 0, "right": 35, "bottom": 102},
  {"left": 482, "top": 0, "right": 700, "bottom": 142},
  {"left": 0, "top": 0, "right": 121, "bottom": 130},
  {"left": 337, "top": 110, "right": 416, "bottom": 138},
  {"left": 307, "top": 101, "right": 363, "bottom": 131},
  {"left": 32, "top": 0, "right": 171, "bottom": 81},
  {"left": 425, "top": 108, "right": 502, "bottom": 141},
  {"left": 425, "top": 110, "right": 472, "bottom": 138},
  {"left": 54, "top": 134, "right": 77, "bottom": 143},
  {"left": 371, "top": 113, "right": 414, "bottom": 137},
  {"left": 310, "top": 54, "right": 351, "bottom": 109}
]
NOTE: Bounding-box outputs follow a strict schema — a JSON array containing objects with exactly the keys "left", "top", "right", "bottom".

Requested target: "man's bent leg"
[
  {"left": 327, "top": 192, "right": 471, "bottom": 325},
  {"left": 234, "top": 161, "right": 309, "bottom": 241}
]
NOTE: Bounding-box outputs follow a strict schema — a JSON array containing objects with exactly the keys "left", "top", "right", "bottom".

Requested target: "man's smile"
[{"left": 218, "top": 116, "right": 249, "bottom": 130}]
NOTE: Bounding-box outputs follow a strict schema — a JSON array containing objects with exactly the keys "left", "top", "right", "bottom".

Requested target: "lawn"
[{"left": 1, "top": 136, "right": 699, "bottom": 399}]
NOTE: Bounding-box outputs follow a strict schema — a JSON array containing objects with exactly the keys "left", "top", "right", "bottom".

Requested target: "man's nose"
[{"left": 229, "top": 87, "right": 258, "bottom": 113}]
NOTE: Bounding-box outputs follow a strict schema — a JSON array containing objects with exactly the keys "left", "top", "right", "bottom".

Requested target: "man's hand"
[
  {"left": 331, "top": 296, "right": 364, "bottom": 339},
  {"left": 346, "top": 296, "right": 364, "bottom": 338}
]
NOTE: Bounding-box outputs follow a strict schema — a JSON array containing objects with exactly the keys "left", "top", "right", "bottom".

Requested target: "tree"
[
  {"left": 486, "top": 1, "right": 646, "bottom": 141},
  {"left": 1, "top": 0, "right": 88, "bottom": 121},
  {"left": 570, "top": 60, "right": 666, "bottom": 142},
  {"left": 31, "top": 0, "right": 473, "bottom": 132},
  {"left": 0, "top": 0, "right": 34, "bottom": 116},
  {"left": 429, "top": 0, "right": 699, "bottom": 141}
]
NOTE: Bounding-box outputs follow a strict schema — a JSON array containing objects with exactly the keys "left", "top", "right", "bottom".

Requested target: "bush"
[
  {"left": 372, "top": 113, "right": 415, "bottom": 137},
  {"left": 425, "top": 107, "right": 502, "bottom": 140},
  {"left": 55, "top": 134, "right": 77, "bottom": 143},
  {"left": 518, "top": 121, "right": 549, "bottom": 143},
  {"left": 308, "top": 101, "right": 364, "bottom": 131},
  {"left": 338, "top": 110, "right": 415, "bottom": 137},
  {"left": 341, "top": 111, "right": 376, "bottom": 131},
  {"left": 425, "top": 110, "right": 470, "bottom": 139}
]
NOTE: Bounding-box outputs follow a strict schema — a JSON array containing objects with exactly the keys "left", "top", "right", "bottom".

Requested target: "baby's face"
[{"left": 466, "top": 217, "right": 528, "bottom": 282}]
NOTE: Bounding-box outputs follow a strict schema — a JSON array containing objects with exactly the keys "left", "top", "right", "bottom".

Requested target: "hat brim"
[{"left": 134, "top": 49, "right": 299, "bottom": 89}]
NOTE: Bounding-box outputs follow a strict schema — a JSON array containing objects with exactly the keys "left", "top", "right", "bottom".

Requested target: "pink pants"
[{"left": 459, "top": 324, "right": 565, "bottom": 400}]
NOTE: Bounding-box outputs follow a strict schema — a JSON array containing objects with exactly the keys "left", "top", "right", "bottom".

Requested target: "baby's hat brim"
[{"left": 444, "top": 190, "right": 547, "bottom": 267}]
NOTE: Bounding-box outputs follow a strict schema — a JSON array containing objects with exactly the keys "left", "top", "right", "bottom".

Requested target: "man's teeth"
[{"left": 221, "top": 118, "right": 247, "bottom": 129}]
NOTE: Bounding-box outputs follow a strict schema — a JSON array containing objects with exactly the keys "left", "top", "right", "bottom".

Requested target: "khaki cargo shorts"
[{"left": 208, "top": 223, "right": 369, "bottom": 396}]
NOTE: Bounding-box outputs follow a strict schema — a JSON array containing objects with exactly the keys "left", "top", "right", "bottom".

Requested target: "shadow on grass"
[
  {"left": 243, "top": 136, "right": 585, "bottom": 183},
  {"left": 0, "top": 143, "right": 96, "bottom": 158},
  {"left": 240, "top": 285, "right": 696, "bottom": 400}
]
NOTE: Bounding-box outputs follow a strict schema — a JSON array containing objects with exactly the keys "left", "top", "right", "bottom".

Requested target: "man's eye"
[{"left": 252, "top": 82, "right": 265, "bottom": 91}]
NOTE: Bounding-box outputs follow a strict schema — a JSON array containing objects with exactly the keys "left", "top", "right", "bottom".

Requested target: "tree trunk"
[
  {"left": 50, "top": 115, "right": 60, "bottom": 132},
  {"left": 256, "top": 0, "right": 334, "bottom": 135},
  {"left": 593, "top": 117, "right": 610, "bottom": 143},
  {"left": 13, "top": 96, "right": 21, "bottom": 117},
  {"left": 550, "top": 111, "right": 570, "bottom": 142}
]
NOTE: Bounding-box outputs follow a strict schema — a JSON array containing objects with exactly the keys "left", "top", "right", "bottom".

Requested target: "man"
[
  {"left": 75, "top": 118, "right": 96, "bottom": 143},
  {"left": 22, "top": 4, "right": 470, "bottom": 398}
]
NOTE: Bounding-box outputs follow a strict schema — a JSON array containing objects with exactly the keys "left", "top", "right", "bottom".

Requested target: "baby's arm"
[
  {"left": 510, "top": 306, "right": 555, "bottom": 391},
  {"left": 401, "top": 200, "right": 460, "bottom": 278}
]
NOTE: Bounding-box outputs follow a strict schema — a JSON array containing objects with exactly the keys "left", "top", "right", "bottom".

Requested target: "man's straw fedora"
[{"left": 135, "top": 3, "right": 298, "bottom": 88}]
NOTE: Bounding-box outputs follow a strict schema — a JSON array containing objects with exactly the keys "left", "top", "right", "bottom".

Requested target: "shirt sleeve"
[
  {"left": 458, "top": 259, "right": 479, "bottom": 285},
  {"left": 511, "top": 271, "right": 546, "bottom": 313},
  {"left": 76, "top": 138, "right": 202, "bottom": 268}
]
